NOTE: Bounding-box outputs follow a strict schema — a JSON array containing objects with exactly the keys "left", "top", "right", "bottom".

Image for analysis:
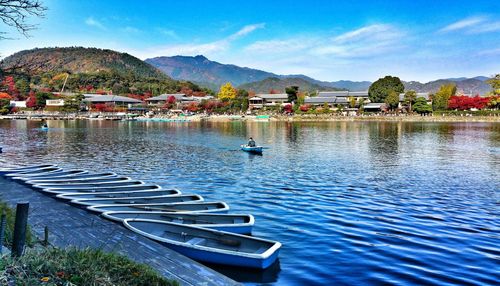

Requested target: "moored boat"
[
  {"left": 240, "top": 145, "right": 263, "bottom": 154},
  {"left": 33, "top": 180, "right": 144, "bottom": 190},
  {"left": 56, "top": 189, "right": 181, "bottom": 200},
  {"left": 103, "top": 212, "right": 254, "bottom": 234},
  {"left": 70, "top": 194, "right": 203, "bottom": 206},
  {"left": 15, "top": 170, "right": 88, "bottom": 181},
  {"left": 123, "top": 219, "right": 280, "bottom": 269},
  {"left": 0, "top": 164, "right": 56, "bottom": 174},
  {"left": 87, "top": 202, "right": 230, "bottom": 214},
  {"left": 25, "top": 172, "right": 118, "bottom": 184},
  {"left": 40, "top": 184, "right": 163, "bottom": 195},
  {"left": 4, "top": 167, "right": 63, "bottom": 178}
]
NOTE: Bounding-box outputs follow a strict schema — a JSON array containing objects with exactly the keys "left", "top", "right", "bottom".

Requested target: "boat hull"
[{"left": 240, "top": 145, "right": 263, "bottom": 154}]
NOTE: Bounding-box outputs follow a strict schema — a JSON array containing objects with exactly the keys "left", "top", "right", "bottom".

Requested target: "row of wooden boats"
[{"left": 0, "top": 164, "right": 280, "bottom": 269}]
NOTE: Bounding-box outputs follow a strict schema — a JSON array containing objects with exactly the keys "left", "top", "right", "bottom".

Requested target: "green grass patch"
[
  {"left": 1, "top": 247, "right": 178, "bottom": 286},
  {"left": 0, "top": 202, "right": 34, "bottom": 248}
]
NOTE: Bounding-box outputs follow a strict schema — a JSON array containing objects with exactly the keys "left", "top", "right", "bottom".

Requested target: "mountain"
[
  {"left": 404, "top": 77, "right": 492, "bottom": 95},
  {"left": 239, "top": 77, "right": 344, "bottom": 93},
  {"left": 2, "top": 47, "right": 167, "bottom": 79},
  {"left": 145, "top": 55, "right": 276, "bottom": 87},
  {"left": 145, "top": 55, "right": 371, "bottom": 91}
]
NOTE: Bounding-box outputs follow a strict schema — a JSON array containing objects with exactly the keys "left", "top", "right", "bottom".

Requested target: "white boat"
[
  {"left": 56, "top": 189, "right": 182, "bottom": 200},
  {"left": 103, "top": 212, "right": 254, "bottom": 234},
  {"left": 0, "top": 164, "right": 56, "bottom": 175},
  {"left": 40, "top": 184, "right": 162, "bottom": 195},
  {"left": 70, "top": 194, "right": 203, "bottom": 206},
  {"left": 87, "top": 202, "right": 230, "bottom": 214},
  {"left": 33, "top": 179, "right": 144, "bottom": 190},
  {"left": 25, "top": 172, "right": 118, "bottom": 184},
  {"left": 123, "top": 219, "right": 280, "bottom": 269},
  {"left": 30, "top": 177, "right": 134, "bottom": 189},
  {"left": 4, "top": 167, "right": 63, "bottom": 177},
  {"left": 16, "top": 170, "right": 88, "bottom": 181}
]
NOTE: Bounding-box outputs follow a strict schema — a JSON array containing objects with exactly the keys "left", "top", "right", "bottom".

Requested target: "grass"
[
  {"left": 0, "top": 202, "right": 34, "bottom": 248},
  {"left": 0, "top": 247, "right": 179, "bottom": 286}
]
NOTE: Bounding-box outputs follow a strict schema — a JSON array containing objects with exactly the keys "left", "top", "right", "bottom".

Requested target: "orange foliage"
[{"left": 0, "top": 92, "right": 12, "bottom": 99}]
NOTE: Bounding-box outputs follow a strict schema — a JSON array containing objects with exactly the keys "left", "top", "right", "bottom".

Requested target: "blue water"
[{"left": 0, "top": 119, "right": 499, "bottom": 285}]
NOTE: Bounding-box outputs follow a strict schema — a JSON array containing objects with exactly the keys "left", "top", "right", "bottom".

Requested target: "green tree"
[
  {"left": 285, "top": 85, "right": 299, "bottom": 103},
  {"left": 385, "top": 90, "right": 400, "bottom": 111},
  {"left": 413, "top": 97, "right": 433, "bottom": 114},
  {"left": 404, "top": 90, "right": 417, "bottom": 112},
  {"left": 348, "top": 96, "right": 356, "bottom": 108},
  {"left": 217, "top": 82, "right": 237, "bottom": 101},
  {"left": 432, "top": 83, "right": 456, "bottom": 111},
  {"left": 368, "top": 76, "right": 404, "bottom": 103},
  {"left": 35, "top": 92, "right": 52, "bottom": 109},
  {"left": 487, "top": 74, "right": 500, "bottom": 95}
]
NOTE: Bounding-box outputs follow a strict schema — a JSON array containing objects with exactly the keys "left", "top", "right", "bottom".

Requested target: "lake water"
[{"left": 0, "top": 119, "right": 499, "bottom": 285}]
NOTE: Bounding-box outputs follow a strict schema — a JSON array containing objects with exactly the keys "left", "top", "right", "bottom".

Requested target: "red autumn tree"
[
  {"left": 26, "top": 91, "right": 37, "bottom": 108},
  {"left": 448, "top": 95, "right": 490, "bottom": 110},
  {"left": 185, "top": 102, "right": 199, "bottom": 112}
]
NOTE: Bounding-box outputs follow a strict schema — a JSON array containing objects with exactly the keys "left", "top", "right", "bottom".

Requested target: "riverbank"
[{"left": 1, "top": 113, "right": 499, "bottom": 123}]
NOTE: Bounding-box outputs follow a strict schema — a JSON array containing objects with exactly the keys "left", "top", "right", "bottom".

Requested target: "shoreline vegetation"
[{"left": 0, "top": 202, "right": 177, "bottom": 286}]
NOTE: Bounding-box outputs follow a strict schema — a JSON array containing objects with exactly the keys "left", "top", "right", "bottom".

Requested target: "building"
[
  {"left": 146, "top": 93, "right": 214, "bottom": 106},
  {"left": 304, "top": 91, "right": 369, "bottom": 107},
  {"left": 45, "top": 99, "right": 65, "bottom": 107},
  {"left": 363, "top": 103, "right": 386, "bottom": 112},
  {"left": 83, "top": 95, "right": 143, "bottom": 108},
  {"left": 249, "top": 94, "right": 288, "bottom": 109},
  {"left": 9, "top": 101, "right": 27, "bottom": 108}
]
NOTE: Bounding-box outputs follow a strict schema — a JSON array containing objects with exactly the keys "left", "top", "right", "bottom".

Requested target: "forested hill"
[
  {"left": 1, "top": 47, "right": 167, "bottom": 79},
  {"left": 239, "top": 77, "right": 344, "bottom": 93}
]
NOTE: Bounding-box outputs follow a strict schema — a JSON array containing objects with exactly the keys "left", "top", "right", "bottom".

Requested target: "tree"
[
  {"left": 413, "top": 97, "right": 432, "bottom": 114},
  {"left": 348, "top": 96, "right": 356, "bottom": 108},
  {"left": 385, "top": 90, "right": 400, "bottom": 111},
  {"left": 0, "top": 0, "right": 46, "bottom": 39},
  {"left": 368, "top": 76, "right": 404, "bottom": 103},
  {"left": 285, "top": 85, "right": 299, "bottom": 103},
  {"left": 404, "top": 90, "right": 417, "bottom": 112},
  {"left": 217, "top": 82, "right": 236, "bottom": 101},
  {"left": 487, "top": 74, "right": 500, "bottom": 95},
  {"left": 432, "top": 83, "right": 456, "bottom": 111}
]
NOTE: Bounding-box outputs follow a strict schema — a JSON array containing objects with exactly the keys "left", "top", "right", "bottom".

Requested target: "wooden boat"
[
  {"left": 102, "top": 212, "right": 254, "bottom": 234},
  {"left": 16, "top": 170, "right": 88, "bottom": 181},
  {"left": 87, "top": 202, "right": 230, "bottom": 214},
  {"left": 32, "top": 179, "right": 144, "bottom": 190},
  {"left": 56, "top": 189, "right": 182, "bottom": 200},
  {"left": 30, "top": 177, "right": 134, "bottom": 188},
  {"left": 0, "top": 164, "right": 56, "bottom": 174},
  {"left": 123, "top": 219, "right": 280, "bottom": 269},
  {"left": 40, "top": 184, "right": 162, "bottom": 195},
  {"left": 240, "top": 145, "right": 263, "bottom": 154},
  {"left": 70, "top": 194, "right": 203, "bottom": 206},
  {"left": 4, "top": 167, "right": 63, "bottom": 177},
  {"left": 25, "top": 172, "right": 118, "bottom": 184}
]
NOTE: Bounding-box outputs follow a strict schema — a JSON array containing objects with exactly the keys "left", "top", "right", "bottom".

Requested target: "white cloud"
[
  {"left": 439, "top": 16, "right": 485, "bottom": 32},
  {"left": 229, "top": 23, "right": 265, "bottom": 40},
  {"left": 158, "top": 28, "right": 178, "bottom": 38},
  {"left": 245, "top": 39, "right": 314, "bottom": 54},
  {"left": 85, "top": 17, "right": 106, "bottom": 30},
  {"left": 439, "top": 16, "right": 500, "bottom": 34}
]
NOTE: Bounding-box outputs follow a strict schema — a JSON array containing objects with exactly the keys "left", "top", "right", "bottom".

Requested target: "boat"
[
  {"left": 30, "top": 177, "right": 134, "bottom": 188},
  {"left": 0, "top": 164, "right": 57, "bottom": 175},
  {"left": 87, "top": 202, "right": 230, "bottom": 214},
  {"left": 102, "top": 212, "right": 254, "bottom": 234},
  {"left": 123, "top": 219, "right": 280, "bottom": 269},
  {"left": 241, "top": 145, "right": 263, "bottom": 154},
  {"left": 25, "top": 172, "right": 118, "bottom": 184},
  {"left": 56, "top": 189, "right": 182, "bottom": 200},
  {"left": 4, "top": 167, "right": 63, "bottom": 178},
  {"left": 40, "top": 184, "right": 162, "bottom": 195},
  {"left": 0, "top": 146, "right": 2, "bottom": 153},
  {"left": 15, "top": 170, "right": 88, "bottom": 182},
  {"left": 70, "top": 194, "right": 203, "bottom": 206},
  {"left": 32, "top": 179, "right": 144, "bottom": 190}
]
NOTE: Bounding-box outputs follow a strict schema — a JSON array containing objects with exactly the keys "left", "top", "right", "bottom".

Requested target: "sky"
[{"left": 0, "top": 0, "right": 499, "bottom": 82}]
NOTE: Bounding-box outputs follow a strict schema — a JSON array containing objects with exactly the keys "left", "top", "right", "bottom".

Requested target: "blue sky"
[{"left": 0, "top": 0, "right": 499, "bottom": 82}]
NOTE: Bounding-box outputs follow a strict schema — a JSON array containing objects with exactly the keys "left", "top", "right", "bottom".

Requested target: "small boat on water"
[
  {"left": 56, "top": 189, "right": 182, "bottom": 200},
  {"left": 40, "top": 184, "right": 163, "bottom": 195},
  {"left": 33, "top": 179, "right": 144, "bottom": 190},
  {"left": 0, "top": 164, "right": 56, "bottom": 174},
  {"left": 87, "top": 202, "right": 230, "bottom": 214},
  {"left": 26, "top": 172, "right": 118, "bottom": 184},
  {"left": 4, "top": 167, "right": 63, "bottom": 178},
  {"left": 30, "top": 177, "right": 134, "bottom": 188},
  {"left": 123, "top": 219, "right": 280, "bottom": 269},
  {"left": 103, "top": 212, "right": 254, "bottom": 234},
  {"left": 16, "top": 170, "right": 88, "bottom": 181},
  {"left": 241, "top": 145, "right": 263, "bottom": 154},
  {"left": 70, "top": 194, "right": 203, "bottom": 206}
]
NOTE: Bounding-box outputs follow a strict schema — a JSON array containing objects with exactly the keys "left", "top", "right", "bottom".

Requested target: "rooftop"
[{"left": 83, "top": 95, "right": 142, "bottom": 103}]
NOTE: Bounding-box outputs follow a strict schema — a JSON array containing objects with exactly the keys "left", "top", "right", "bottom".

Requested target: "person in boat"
[
  {"left": 41, "top": 119, "right": 48, "bottom": 128},
  {"left": 248, "top": 137, "right": 256, "bottom": 147}
]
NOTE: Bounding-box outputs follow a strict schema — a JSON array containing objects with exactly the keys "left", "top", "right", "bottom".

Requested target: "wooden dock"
[{"left": 0, "top": 177, "right": 240, "bottom": 286}]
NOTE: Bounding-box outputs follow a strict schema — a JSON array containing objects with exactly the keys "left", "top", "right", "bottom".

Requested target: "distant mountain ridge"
[
  {"left": 239, "top": 77, "right": 344, "bottom": 93},
  {"left": 2, "top": 47, "right": 168, "bottom": 79},
  {"left": 403, "top": 78, "right": 492, "bottom": 95}
]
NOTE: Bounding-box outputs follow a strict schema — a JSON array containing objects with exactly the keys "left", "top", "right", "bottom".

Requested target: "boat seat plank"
[{"left": 187, "top": 237, "right": 205, "bottom": 245}]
